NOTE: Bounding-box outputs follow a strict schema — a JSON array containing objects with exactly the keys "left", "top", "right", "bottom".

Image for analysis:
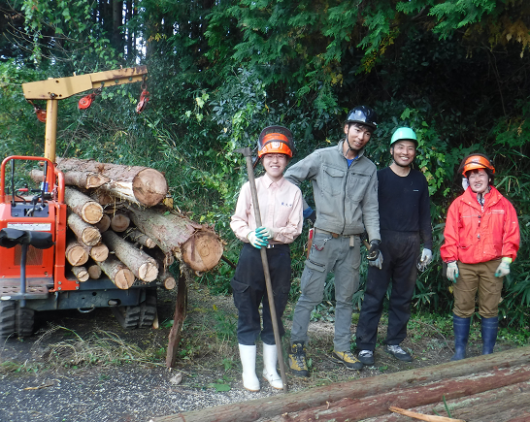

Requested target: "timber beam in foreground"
[{"left": 152, "top": 346, "right": 530, "bottom": 422}]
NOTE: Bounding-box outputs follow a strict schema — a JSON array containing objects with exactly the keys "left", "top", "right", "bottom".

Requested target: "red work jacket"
[{"left": 441, "top": 186, "right": 520, "bottom": 264}]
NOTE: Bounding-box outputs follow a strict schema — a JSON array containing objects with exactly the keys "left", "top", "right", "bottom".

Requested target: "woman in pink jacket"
[{"left": 441, "top": 154, "right": 520, "bottom": 361}]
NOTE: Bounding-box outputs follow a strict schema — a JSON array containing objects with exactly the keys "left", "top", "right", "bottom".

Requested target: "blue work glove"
[
  {"left": 495, "top": 257, "right": 511, "bottom": 278},
  {"left": 446, "top": 261, "right": 459, "bottom": 283},
  {"left": 255, "top": 226, "right": 273, "bottom": 240},
  {"left": 247, "top": 231, "right": 268, "bottom": 249},
  {"left": 417, "top": 248, "right": 433, "bottom": 272}
]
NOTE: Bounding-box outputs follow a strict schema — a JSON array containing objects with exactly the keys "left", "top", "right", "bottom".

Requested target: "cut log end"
[
  {"left": 114, "top": 270, "right": 135, "bottom": 289},
  {"left": 94, "top": 214, "right": 111, "bottom": 233},
  {"left": 181, "top": 231, "right": 224, "bottom": 272},
  {"left": 72, "top": 266, "right": 89, "bottom": 282},
  {"left": 82, "top": 202, "right": 104, "bottom": 224},
  {"left": 90, "top": 243, "right": 109, "bottom": 262},
  {"left": 133, "top": 168, "right": 168, "bottom": 207},
  {"left": 138, "top": 262, "right": 159, "bottom": 282},
  {"left": 163, "top": 276, "right": 176, "bottom": 290},
  {"left": 87, "top": 265, "right": 102, "bottom": 279},
  {"left": 110, "top": 213, "right": 130, "bottom": 233}
]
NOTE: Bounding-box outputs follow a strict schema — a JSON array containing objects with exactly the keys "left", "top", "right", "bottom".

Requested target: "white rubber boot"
[
  {"left": 262, "top": 343, "right": 283, "bottom": 390},
  {"left": 238, "top": 344, "right": 260, "bottom": 392}
]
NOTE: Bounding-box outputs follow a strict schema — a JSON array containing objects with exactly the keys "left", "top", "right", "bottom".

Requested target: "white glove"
[
  {"left": 446, "top": 261, "right": 459, "bottom": 283},
  {"left": 420, "top": 248, "right": 433, "bottom": 265},
  {"left": 368, "top": 251, "right": 384, "bottom": 270},
  {"left": 255, "top": 226, "right": 273, "bottom": 240},
  {"left": 247, "top": 231, "right": 268, "bottom": 249},
  {"left": 495, "top": 257, "right": 511, "bottom": 278},
  {"left": 417, "top": 248, "right": 433, "bottom": 272}
]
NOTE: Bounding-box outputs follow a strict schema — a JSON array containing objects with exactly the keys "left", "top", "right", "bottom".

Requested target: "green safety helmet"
[{"left": 390, "top": 127, "right": 417, "bottom": 146}]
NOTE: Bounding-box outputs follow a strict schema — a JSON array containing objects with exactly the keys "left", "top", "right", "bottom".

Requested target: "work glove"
[
  {"left": 416, "top": 248, "right": 433, "bottom": 272},
  {"left": 367, "top": 240, "right": 382, "bottom": 265},
  {"left": 368, "top": 250, "right": 384, "bottom": 270},
  {"left": 446, "top": 261, "right": 459, "bottom": 283},
  {"left": 495, "top": 257, "right": 512, "bottom": 278},
  {"left": 255, "top": 226, "right": 273, "bottom": 240},
  {"left": 247, "top": 231, "right": 268, "bottom": 249}
]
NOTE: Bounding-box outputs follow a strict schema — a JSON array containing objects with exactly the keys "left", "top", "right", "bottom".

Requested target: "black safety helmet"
[{"left": 345, "top": 106, "right": 378, "bottom": 130}]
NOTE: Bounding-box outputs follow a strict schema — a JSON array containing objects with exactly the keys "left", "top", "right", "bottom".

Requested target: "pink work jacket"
[{"left": 441, "top": 186, "right": 520, "bottom": 264}]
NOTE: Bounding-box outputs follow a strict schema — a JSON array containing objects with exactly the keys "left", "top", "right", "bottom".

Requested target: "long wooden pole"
[
  {"left": 237, "top": 147, "right": 288, "bottom": 393},
  {"left": 166, "top": 272, "right": 188, "bottom": 368}
]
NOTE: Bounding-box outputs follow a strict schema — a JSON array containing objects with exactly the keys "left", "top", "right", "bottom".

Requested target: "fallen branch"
[{"left": 389, "top": 407, "right": 465, "bottom": 422}]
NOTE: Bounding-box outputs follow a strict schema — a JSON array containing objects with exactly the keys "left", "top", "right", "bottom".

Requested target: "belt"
[
  {"left": 314, "top": 229, "right": 359, "bottom": 246},
  {"left": 266, "top": 243, "right": 287, "bottom": 249},
  {"left": 314, "top": 228, "right": 359, "bottom": 238}
]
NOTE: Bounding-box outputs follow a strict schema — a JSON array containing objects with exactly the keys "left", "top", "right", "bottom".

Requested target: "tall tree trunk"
[
  {"left": 125, "top": 0, "right": 133, "bottom": 59},
  {"left": 112, "top": 0, "right": 123, "bottom": 53}
]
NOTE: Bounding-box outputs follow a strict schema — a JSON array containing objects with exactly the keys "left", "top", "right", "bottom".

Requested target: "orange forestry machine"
[{"left": 0, "top": 67, "right": 157, "bottom": 338}]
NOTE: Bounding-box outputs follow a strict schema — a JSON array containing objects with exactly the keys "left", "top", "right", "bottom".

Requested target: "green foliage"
[{"left": 0, "top": 0, "right": 529, "bottom": 329}]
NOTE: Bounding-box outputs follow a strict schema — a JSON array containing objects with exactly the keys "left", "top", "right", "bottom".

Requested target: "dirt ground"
[{"left": 0, "top": 283, "right": 517, "bottom": 422}]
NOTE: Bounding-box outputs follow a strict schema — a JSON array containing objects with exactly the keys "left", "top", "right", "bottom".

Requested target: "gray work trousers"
[{"left": 290, "top": 231, "right": 361, "bottom": 351}]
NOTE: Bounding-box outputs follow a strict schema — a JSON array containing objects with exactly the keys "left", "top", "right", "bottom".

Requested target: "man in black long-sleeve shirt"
[{"left": 355, "top": 127, "right": 433, "bottom": 366}]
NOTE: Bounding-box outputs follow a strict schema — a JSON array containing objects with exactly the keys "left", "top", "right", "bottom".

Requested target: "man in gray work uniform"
[{"left": 284, "top": 106, "right": 381, "bottom": 376}]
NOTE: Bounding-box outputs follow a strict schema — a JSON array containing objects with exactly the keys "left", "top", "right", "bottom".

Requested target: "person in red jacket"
[{"left": 440, "top": 154, "right": 520, "bottom": 361}]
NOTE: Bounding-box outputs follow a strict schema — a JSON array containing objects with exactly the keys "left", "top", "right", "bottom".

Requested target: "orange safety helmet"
[
  {"left": 461, "top": 154, "right": 495, "bottom": 176},
  {"left": 257, "top": 126, "right": 294, "bottom": 158}
]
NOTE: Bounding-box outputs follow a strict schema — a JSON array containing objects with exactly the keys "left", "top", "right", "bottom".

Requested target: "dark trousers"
[
  {"left": 356, "top": 230, "right": 420, "bottom": 351},
  {"left": 231, "top": 243, "right": 291, "bottom": 345}
]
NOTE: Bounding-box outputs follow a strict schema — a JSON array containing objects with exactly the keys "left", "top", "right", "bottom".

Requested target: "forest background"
[{"left": 0, "top": 0, "right": 528, "bottom": 332}]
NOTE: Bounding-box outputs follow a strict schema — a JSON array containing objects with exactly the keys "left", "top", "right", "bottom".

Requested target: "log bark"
[
  {"left": 125, "top": 229, "right": 157, "bottom": 249},
  {"left": 67, "top": 213, "right": 101, "bottom": 246},
  {"left": 94, "top": 214, "right": 111, "bottom": 233},
  {"left": 56, "top": 157, "right": 168, "bottom": 207},
  {"left": 110, "top": 212, "right": 130, "bottom": 232},
  {"left": 65, "top": 240, "right": 89, "bottom": 266},
  {"left": 97, "top": 256, "right": 135, "bottom": 289},
  {"left": 166, "top": 271, "right": 188, "bottom": 368},
  {"left": 152, "top": 346, "right": 530, "bottom": 422},
  {"left": 283, "top": 365, "right": 530, "bottom": 422},
  {"left": 30, "top": 169, "right": 109, "bottom": 189},
  {"left": 87, "top": 264, "right": 102, "bottom": 279},
  {"left": 72, "top": 266, "right": 89, "bottom": 282},
  {"left": 127, "top": 206, "right": 223, "bottom": 272},
  {"left": 65, "top": 187, "right": 104, "bottom": 224},
  {"left": 102, "top": 231, "right": 158, "bottom": 282},
  {"left": 369, "top": 381, "right": 530, "bottom": 422}
]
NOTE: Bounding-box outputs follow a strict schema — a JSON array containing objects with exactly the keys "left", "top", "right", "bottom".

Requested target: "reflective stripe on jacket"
[
  {"left": 284, "top": 141, "right": 380, "bottom": 241},
  {"left": 441, "top": 186, "right": 520, "bottom": 264}
]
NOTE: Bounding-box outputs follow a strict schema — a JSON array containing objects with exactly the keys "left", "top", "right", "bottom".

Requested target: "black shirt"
[{"left": 377, "top": 167, "right": 433, "bottom": 249}]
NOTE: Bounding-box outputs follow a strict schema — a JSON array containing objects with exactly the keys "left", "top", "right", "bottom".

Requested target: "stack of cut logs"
[{"left": 31, "top": 158, "right": 223, "bottom": 289}]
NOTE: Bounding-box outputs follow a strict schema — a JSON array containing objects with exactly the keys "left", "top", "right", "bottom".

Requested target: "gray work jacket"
[{"left": 284, "top": 140, "right": 381, "bottom": 241}]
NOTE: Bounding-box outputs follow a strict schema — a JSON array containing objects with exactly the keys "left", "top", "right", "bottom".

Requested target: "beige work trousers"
[{"left": 453, "top": 260, "right": 503, "bottom": 319}]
